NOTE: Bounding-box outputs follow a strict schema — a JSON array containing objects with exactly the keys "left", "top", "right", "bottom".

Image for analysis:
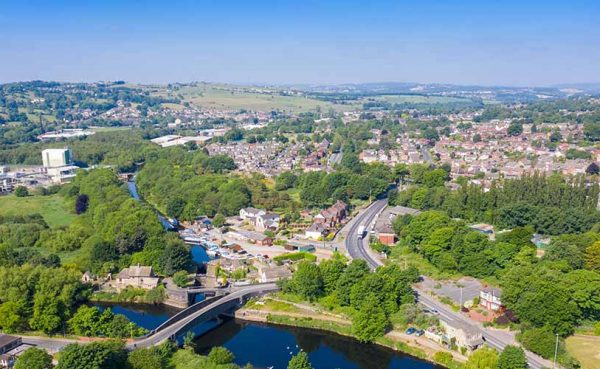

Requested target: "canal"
[{"left": 92, "top": 301, "right": 440, "bottom": 369}]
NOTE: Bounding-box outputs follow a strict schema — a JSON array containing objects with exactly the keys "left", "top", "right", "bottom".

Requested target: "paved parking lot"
[{"left": 417, "top": 276, "right": 483, "bottom": 306}]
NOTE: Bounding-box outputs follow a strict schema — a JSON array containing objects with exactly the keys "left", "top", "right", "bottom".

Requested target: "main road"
[
  {"left": 344, "top": 198, "right": 388, "bottom": 270},
  {"left": 343, "top": 201, "right": 554, "bottom": 369}
]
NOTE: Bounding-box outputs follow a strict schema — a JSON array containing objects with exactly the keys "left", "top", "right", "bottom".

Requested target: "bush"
[
  {"left": 433, "top": 351, "right": 453, "bottom": 366},
  {"left": 273, "top": 252, "right": 316, "bottom": 263},
  {"left": 207, "top": 347, "right": 235, "bottom": 365},
  {"left": 14, "top": 186, "right": 29, "bottom": 197},
  {"left": 172, "top": 271, "right": 189, "bottom": 288},
  {"left": 517, "top": 327, "right": 562, "bottom": 359}
]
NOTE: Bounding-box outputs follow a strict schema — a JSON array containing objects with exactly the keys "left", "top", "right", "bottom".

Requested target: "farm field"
[
  {"left": 152, "top": 83, "right": 359, "bottom": 113},
  {"left": 566, "top": 334, "right": 600, "bottom": 369},
  {"left": 375, "top": 94, "right": 472, "bottom": 104},
  {"left": 0, "top": 193, "right": 75, "bottom": 228}
]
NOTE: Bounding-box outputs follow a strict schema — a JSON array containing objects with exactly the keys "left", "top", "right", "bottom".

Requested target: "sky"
[{"left": 0, "top": 0, "right": 599, "bottom": 86}]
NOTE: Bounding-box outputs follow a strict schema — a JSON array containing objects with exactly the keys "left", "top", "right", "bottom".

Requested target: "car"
[
  {"left": 405, "top": 327, "right": 417, "bottom": 335},
  {"left": 430, "top": 308, "right": 440, "bottom": 315},
  {"left": 415, "top": 329, "right": 424, "bottom": 337}
]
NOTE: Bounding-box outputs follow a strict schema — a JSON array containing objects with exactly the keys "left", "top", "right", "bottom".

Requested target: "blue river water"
[{"left": 92, "top": 302, "right": 438, "bottom": 369}]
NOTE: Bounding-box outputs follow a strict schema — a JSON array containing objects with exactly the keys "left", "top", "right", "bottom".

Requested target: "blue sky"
[{"left": 0, "top": 0, "right": 599, "bottom": 86}]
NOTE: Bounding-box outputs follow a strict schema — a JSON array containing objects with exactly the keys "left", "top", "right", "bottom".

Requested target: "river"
[{"left": 92, "top": 301, "right": 439, "bottom": 369}]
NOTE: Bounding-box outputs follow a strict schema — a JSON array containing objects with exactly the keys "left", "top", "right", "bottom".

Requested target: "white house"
[
  {"left": 480, "top": 287, "right": 503, "bottom": 311},
  {"left": 305, "top": 222, "right": 326, "bottom": 240},
  {"left": 239, "top": 207, "right": 266, "bottom": 220},
  {"left": 240, "top": 208, "right": 279, "bottom": 232}
]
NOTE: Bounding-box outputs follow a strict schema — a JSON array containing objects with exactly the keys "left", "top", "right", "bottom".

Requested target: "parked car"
[
  {"left": 405, "top": 327, "right": 417, "bottom": 335},
  {"left": 415, "top": 329, "right": 424, "bottom": 337}
]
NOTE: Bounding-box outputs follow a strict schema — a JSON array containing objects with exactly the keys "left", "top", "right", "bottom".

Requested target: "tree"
[
  {"left": 183, "top": 331, "right": 196, "bottom": 350},
  {"left": 586, "top": 162, "right": 600, "bottom": 175},
  {"left": 166, "top": 198, "right": 185, "bottom": 219},
  {"left": 158, "top": 240, "right": 191, "bottom": 276},
  {"left": 275, "top": 171, "right": 299, "bottom": 191},
  {"left": 318, "top": 258, "right": 346, "bottom": 294},
  {"left": 585, "top": 241, "right": 600, "bottom": 272},
  {"left": 518, "top": 327, "right": 562, "bottom": 359},
  {"left": 56, "top": 341, "right": 128, "bottom": 369},
  {"left": 207, "top": 346, "right": 235, "bottom": 365},
  {"left": 172, "top": 271, "right": 189, "bottom": 288},
  {"left": 496, "top": 345, "right": 527, "bottom": 369},
  {"left": 14, "top": 186, "right": 29, "bottom": 197},
  {"left": 0, "top": 301, "right": 27, "bottom": 333},
  {"left": 14, "top": 347, "right": 53, "bottom": 369},
  {"left": 69, "top": 305, "right": 101, "bottom": 336},
  {"left": 352, "top": 294, "right": 389, "bottom": 342},
  {"left": 464, "top": 346, "right": 498, "bottom": 369},
  {"left": 336, "top": 259, "right": 370, "bottom": 306},
  {"left": 126, "top": 348, "right": 164, "bottom": 369},
  {"left": 507, "top": 122, "right": 523, "bottom": 136},
  {"left": 549, "top": 131, "right": 562, "bottom": 142},
  {"left": 543, "top": 240, "right": 583, "bottom": 269},
  {"left": 292, "top": 261, "right": 324, "bottom": 301},
  {"left": 75, "top": 194, "right": 89, "bottom": 214},
  {"left": 287, "top": 352, "right": 314, "bottom": 369},
  {"left": 212, "top": 213, "right": 226, "bottom": 228}
]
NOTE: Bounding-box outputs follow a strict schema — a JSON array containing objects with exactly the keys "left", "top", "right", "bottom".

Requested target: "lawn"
[
  {"left": 0, "top": 194, "right": 76, "bottom": 228},
  {"left": 566, "top": 335, "right": 600, "bottom": 369}
]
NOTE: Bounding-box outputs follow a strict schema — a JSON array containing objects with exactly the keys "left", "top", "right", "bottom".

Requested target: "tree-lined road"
[{"left": 344, "top": 201, "right": 555, "bottom": 369}]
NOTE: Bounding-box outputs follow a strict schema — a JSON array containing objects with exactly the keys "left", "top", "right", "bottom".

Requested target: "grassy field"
[
  {"left": 154, "top": 83, "right": 358, "bottom": 113},
  {"left": 0, "top": 194, "right": 75, "bottom": 228},
  {"left": 375, "top": 94, "right": 472, "bottom": 104},
  {"left": 566, "top": 335, "right": 600, "bottom": 369}
]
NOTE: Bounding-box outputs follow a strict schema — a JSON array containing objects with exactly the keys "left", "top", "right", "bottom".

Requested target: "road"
[
  {"left": 344, "top": 199, "right": 387, "bottom": 270},
  {"left": 345, "top": 201, "right": 555, "bottom": 369},
  {"left": 19, "top": 336, "right": 79, "bottom": 353},
  {"left": 128, "top": 283, "right": 279, "bottom": 349},
  {"left": 420, "top": 146, "right": 433, "bottom": 163}
]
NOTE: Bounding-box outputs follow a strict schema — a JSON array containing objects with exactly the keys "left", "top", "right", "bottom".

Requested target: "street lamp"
[{"left": 553, "top": 333, "right": 559, "bottom": 369}]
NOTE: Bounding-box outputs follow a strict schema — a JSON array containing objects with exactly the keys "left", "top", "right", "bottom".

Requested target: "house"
[
  {"left": 440, "top": 320, "right": 483, "bottom": 351},
  {"left": 239, "top": 207, "right": 266, "bottom": 221},
  {"left": 255, "top": 212, "right": 280, "bottom": 232},
  {"left": 81, "top": 271, "right": 93, "bottom": 283},
  {"left": 314, "top": 200, "right": 348, "bottom": 227},
  {"left": 305, "top": 222, "right": 326, "bottom": 240},
  {"left": 480, "top": 287, "right": 503, "bottom": 311},
  {"left": 257, "top": 263, "right": 292, "bottom": 283},
  {"left": 0, "top": 335, "right": 21, "bottom": 368},
  {"left": 228, "top": 230, "right": 273, "bottom": 246},
  {"left": 239, "top": 208, "right": 280, "bottom": 232},
  {"left": 115, "top": 265, "right": 160, "bottom": 291}
]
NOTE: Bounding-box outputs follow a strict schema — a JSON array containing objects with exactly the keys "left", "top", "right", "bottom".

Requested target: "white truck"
[{"left": 357, "top": 225, "right": 366, "bottom": 239}]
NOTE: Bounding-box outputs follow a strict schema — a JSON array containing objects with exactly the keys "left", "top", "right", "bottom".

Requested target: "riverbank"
[{"left": 234, "top": 297, "right": 465, "bottom": 369}]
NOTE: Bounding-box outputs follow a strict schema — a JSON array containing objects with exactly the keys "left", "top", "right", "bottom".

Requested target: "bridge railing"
[{"left": 150, "top": 295, "right": 225, "bottom": 334}]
